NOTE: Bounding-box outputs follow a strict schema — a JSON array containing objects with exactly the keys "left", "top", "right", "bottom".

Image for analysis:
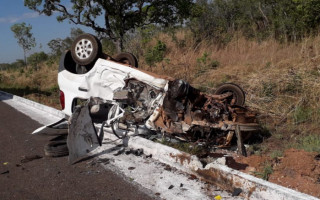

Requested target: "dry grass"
[
  {"left": 2, "top": 31, "right": 320, "bottom": 151},
  {"left": 0, "top": 63, "right": 60, "bottom": 109},
  {"left": 138, "top": 31, "right": 320, "bottom": 151}
]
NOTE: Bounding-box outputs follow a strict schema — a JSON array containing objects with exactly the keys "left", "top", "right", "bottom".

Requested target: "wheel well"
[{"left": 59, "top": 50, "right": 77, "bottom": 74}]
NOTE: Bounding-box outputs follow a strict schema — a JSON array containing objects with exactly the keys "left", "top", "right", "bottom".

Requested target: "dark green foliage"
[
  {"left": 195, "top": 52, "right": 220, "bottom": 77},
  {"left": 145, "top": 40, "right": 167, "bottom": 66},
  {"left": 0, "top": 60, "right": 26, "bottom": 71},
  {"left": 101, "top": 38, "right": 117, "bottom": 55},
  {"left": 190, "top": 0, "right": 320, "bottom": 44},
  {"left": 24, "top": 0, "right": 194, "bottom": 51},
  {"left": 27, "top": 51, "right": 48, "bottom": 69},
  {"left": 47, "top": 28, "right": 84, "bottom": 57}
]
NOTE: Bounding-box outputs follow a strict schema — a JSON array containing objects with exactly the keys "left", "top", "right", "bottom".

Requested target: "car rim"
[{"left": 75, "top": 39, "right": 93, "bottom": 60}]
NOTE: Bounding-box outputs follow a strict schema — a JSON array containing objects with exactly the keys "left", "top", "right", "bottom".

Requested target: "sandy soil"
[{"left": 234, "top": 149, "right": 320, "bottom": 198}]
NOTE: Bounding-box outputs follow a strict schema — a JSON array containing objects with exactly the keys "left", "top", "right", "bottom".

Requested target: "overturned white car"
[{"left": 34, "top": 34, "right": 260, "bottom": 163}]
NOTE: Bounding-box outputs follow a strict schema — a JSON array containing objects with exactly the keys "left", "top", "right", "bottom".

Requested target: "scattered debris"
[
  {"left": 97, "top": 158, "right": 111, "bottom": 165},
  {"left": 232, "top": 188, "right": 242, "bottom": 196},
  {"left": 180, "top": 183, "right": 184, "bottom": 187},
  {"left": 134, "top": 149, "right": 143, "bottom": 156},
  {"left": 114, "top": 148, "right": 126, "bottom": 156},
  {"left": 3, "top": 162, "right": 8, "bottom": 165},
  {"left": 124, "top": 148, "right": 144, "bottom": 156},
  {"left": 214, "top": 195, "right": 222, "bottom": 200},
  {"left": 145, "top": 154, "right": 152, "bottom": 158},
  {"left": 20, "top": 155, "right": 42, "bottom": 163},
  {"left": 189, "top": 174, "right": 197, "bottom": 180},
  {"left": 168, "top": 185, "right": 174, "bottom": 189},
  {"left": 1, "top": 170, "right": 9, "bottom": 175},
  {"left": 315, "top": 154, "right": 320, "bottom": 161},
  {"left": 226, "top": 157, "right": 248, "bottom": 170},
  {"left": 164, "top": 165, "right": 172, "bottom": 171},
  {"left": 128, "top": 167, "right": 135, "bottom": 170},
  {"left": 35, "top": 36, "right": 261, "bottom": 164}
]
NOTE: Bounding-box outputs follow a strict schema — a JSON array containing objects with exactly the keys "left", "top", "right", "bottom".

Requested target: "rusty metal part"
[
  {"left": 87, "top": 77, "right": 260, "bottom": 153},
  {"left": 149, "top": 79, "right": 260, "bottom": 152},
  {"left": 235, "top": 125, "right": 247, "bottom": 156}
]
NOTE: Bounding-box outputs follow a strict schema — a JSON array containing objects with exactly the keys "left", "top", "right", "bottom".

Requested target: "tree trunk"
[
  {"left": 115, "top": 38, "right": 124, "bottom": 53},
  {"left": 23, "top": 49, "right": 27, "bottom": 67}
]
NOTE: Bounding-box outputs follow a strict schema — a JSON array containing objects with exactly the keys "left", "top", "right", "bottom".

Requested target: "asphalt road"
[{"left": 0, "top": 101, "right": 154, "bottom": 200}]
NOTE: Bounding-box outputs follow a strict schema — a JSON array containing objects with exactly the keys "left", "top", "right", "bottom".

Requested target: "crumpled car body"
[
  {"left": 58, "top": 50, "right": 259, "bottom": 149},
  {"left": 32, "top": 33, "right": 259, "bottom": 163}
]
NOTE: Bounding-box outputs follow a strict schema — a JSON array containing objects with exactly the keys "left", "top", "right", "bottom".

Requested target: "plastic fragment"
[
  {"left": 214, "top": 195, "right": 222, "bottom": 200},
  {"left": 3, "top": 162, "right": 8, "bottom": 165}
]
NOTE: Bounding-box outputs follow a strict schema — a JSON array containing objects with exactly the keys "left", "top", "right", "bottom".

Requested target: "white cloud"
[{"left": 0, "top": 12, "right": 40, "bottom": 24}]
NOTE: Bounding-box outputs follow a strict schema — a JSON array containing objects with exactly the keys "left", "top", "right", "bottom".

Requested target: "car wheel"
[
  {"left": 114, "top": 52, "right": 138, "bottom": 68},
  {"left": 214, "top": 83, "right": 245, "bottom": 106},
  {"left": 44, "top": 141, "right": 69, "bottom": 157},
  {"left": 71, "top": 34, "right": 102, "bottom": 66}
]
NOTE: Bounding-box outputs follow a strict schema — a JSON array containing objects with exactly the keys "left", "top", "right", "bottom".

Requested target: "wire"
[{"left": 110, "top": 120, "right": 128, "bottom": 139}]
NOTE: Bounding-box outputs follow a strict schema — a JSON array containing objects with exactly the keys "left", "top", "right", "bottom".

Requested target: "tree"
[
  {"left": 27, "top": 51, "right": 48, "bottom": 70},
  {"left": 190, "top": 0, "right": 320, "bottom": 44},
  {"left": 10, "top": 22, "right": 36, "bottom": 65},
  {"left": 24, "top": 0, "right": 193, "bottom": 51},
  {"left": 48, "top": 28, "right": 84, "bottom": 57}
]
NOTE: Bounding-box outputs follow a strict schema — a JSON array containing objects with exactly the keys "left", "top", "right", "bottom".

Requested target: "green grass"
[
  {"left": 296, "top": 135, "right": 320, "bottom": 153},
  {"left": 254, "top": 162, "right": 273, "bottom": 180},
  {"left": 293, "top": 106, "right": 313, "bottom": 124},
  {"left": 270, "top": 150, "right": 283, "bottom": 159}
]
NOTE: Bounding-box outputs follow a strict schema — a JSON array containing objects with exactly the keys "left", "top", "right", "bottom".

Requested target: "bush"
[
  {"left": 102, "top": 38, "right": 117, "bottom": 55},
  {"left": 254, "top": 162, "right": 273, "bottom": 180},
  {"left": 195, "top": 52, "right": 220, "bottom": 77},
  {"left": 293, "top": 106, "right": 312, "bottom": 124},
  {"left": 297, "top": 135, "right": 320, "bottom": 153},
  {"left": 27, "top": 51, "right": 48, "bottom": 69},
  {"left": 145, "top": 40, "right": 167, "bottom": 66}
]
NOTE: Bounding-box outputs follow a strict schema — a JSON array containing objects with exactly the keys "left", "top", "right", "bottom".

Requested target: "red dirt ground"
[{"left": 235, "top": 149, "right": 320, "bottom": 198}]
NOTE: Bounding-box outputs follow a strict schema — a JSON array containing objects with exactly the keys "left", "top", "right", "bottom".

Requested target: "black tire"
[
  {"left": 114, "top": 52, "right": 138, "bottom": 68},
  {"left": 214, "top": 83, "right": 245, "bottom": 106},
  {"left": 44, "top": 141, "right": 69, "bottom": 157},
  {"left": 49, "top": 135, "right": 67, "bottom": 142},
  {"left": 71, "top": 34, "right": 102, "bottom": 66}
]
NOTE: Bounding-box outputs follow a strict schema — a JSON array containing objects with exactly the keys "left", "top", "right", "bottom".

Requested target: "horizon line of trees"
[
  {"left": 4, "top": 0, "right": 320, "bottom": 69},
  {"left": 190, "top": 0, "right": 320, "bottom": 44}
]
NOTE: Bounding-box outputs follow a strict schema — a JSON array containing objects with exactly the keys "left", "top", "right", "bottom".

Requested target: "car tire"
[
  {"left": 214, "top": 83, "right": 245, "bottom": 106},
  {"left": 44, "top": 141, "right": 69, "bottom": 157},
  {"left": 114, "top": 52, "right": 138, "bottom": 68},
  {"left": 71, "top": 34, "right": 102, "bottom": 66}
]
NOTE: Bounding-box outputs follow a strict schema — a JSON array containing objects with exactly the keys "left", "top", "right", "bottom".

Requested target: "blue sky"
[{"left": 0, "top": 0, "right": 94, "bottom": 63}]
